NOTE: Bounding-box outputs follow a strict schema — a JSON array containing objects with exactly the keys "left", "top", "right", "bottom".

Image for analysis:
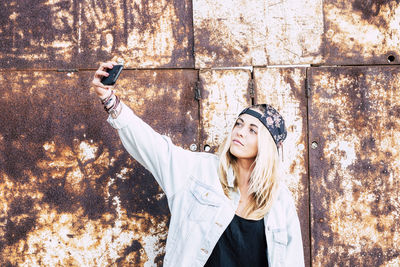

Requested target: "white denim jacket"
[{"left": 108, "top": 102, "right": 305, "bottom": 267}]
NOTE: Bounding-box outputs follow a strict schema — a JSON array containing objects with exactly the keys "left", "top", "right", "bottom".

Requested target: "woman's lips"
[{"left": 232, "top": 139, "right": 244, "bottom": 146}]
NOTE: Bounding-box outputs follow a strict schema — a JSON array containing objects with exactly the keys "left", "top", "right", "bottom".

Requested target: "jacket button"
[
  {"left": 201, "top": 248, "right": 208, "bottom": 254},
  {"left": 215, "top": 222, "right": 223, "bottom": 227}
]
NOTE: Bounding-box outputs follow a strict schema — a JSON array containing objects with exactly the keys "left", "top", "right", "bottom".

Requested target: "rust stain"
[
  {"left": 309, "top": 66, "right": 400, "bottom": 266},
  {"left": 198, "top": 69, "right": 251, "bottom": 152},
  {"left": 0, "top": 70, "right": 198, "bottom": 265},
  {"left": 0, "top": 0, "right": 194, "bottom": 69},
  {"left": 193, "top": 0, "right": 324, "bottom": 68},
  {"left": 352, "top": 0, "right": 397, "bottom": 27},
  {"left": 193, "top": 0, "right": 265, "bottom": 68},
  {"left": 253, "top": 67, "right": 310, "bottom": 267},
  {"left": 115, "top": 69, "right": 199, "bottom": 149},
  {"left": 80, "top": 0, "right": 194, "bottom": 68},
  {"left": 0, "top": 0, "right": 77, "bottom": 69},
  {"left": 323, "top": 0, "right": 400, "bottom": 64}
]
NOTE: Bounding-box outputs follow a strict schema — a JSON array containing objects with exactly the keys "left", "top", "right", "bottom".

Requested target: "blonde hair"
[{"left": 217, "top": 106, "right": 281, "bottom": 220}]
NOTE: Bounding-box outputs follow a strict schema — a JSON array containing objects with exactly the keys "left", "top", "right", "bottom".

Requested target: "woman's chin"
[{"left": 230, "top": 146, "right": 245, "bottom": 159}]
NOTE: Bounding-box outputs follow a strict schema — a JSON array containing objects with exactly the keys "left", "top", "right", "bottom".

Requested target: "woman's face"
[{"left": 230, "top": 113, "right": 261, "bottom": 160}]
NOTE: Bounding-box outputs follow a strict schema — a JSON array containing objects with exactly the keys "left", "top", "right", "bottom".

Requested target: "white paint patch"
[
  {"left": 297, "top": 143, "right": 305, "bottom": 151},
  {"left": 337, "top": 140, "right": 356, "bottom": 169},
  {"left": 106, "top": 178, "right": 115, "bottom": 199},
  {"left": 105, "top": 33, "right": 113, "bottom": 53},
  {"left": 43, "top": 141, "right": 55, "bottom": 151},
  {"left": 116, "top": 167, "right": 129, "bottom": 180},
  {"left": 79, "top": 141, "right": 97, "bottom": 162},
  {"left": 142, "top": 234, "right": 163, "bottom": 267}
]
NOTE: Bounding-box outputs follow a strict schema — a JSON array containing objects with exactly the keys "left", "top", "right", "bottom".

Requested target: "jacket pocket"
[
  {"left": 271, "top": 229, "right": 288, "bottom": 266},
  {"left": 188, "top": 179, "right": 222, "bottom": 222},
  {"left": 273, "top": 230, "right": 288, "bottom": 245}
]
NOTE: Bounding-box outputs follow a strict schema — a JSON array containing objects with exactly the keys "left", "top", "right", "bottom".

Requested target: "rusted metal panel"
[
  {"left": 199, "top": 69, "right": 251, "bottom": 152},
  {"left": 309, "top": 66, "right": 400, "bottom": 266},
  {"left": 324, "top": 0, "right": 400, "bottom": 65},
  {"left": 0, "top": 0, "right": 77, "bottom": 69},
  {"left": 253, "top": 67, "right": 310, "bottom": 266},
  {"left": 0, "top": 0, "right": 194, "bottom": 69},
  {"left": 116, "top": 69, "right": 199, "bottom": 148},
  {"left": 264, "top": 0, "right": 324, "bottom": 65},
  {"left": 193, "top": 0, "right": 323, "bottom": 68},
  {"left": 193, "top": 0, "right": 267, "bottom": 68},
  {"left": 0, "top": 69, "right": 198, "bottom": 266}
]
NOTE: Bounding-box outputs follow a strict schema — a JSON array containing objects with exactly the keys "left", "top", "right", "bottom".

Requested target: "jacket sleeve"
[
  {"left": 107, "top": 101, "right": 197, "bottom": 199},
  {"left": 284, "top": 186, "right": 305, "bottom": 267}
]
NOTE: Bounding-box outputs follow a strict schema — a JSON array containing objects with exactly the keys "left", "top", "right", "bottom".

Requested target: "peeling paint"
[
  {"left": 0, "top": 0, "right": 194, "bottom": 69},
  {"left": 193, "top": 0, "right": 323, "bottom": 68},
  {"left": 324, "top": 0, "right": 400, "bottom": 64},
  {"left": 309, "top": 66, "right": 400, "bottom": 266},
  {"left": 0, "top": 70, "right": 198, "bottom": 266}
]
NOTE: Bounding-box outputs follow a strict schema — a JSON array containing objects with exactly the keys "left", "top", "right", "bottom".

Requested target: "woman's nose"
[{"left": 237, "top": 127, "right": 245, "bottom": 137}]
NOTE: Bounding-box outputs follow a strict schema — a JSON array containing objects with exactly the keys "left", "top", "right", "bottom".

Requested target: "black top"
[{"left": 204, "top": 214, "right": 268, "bottom": 267}]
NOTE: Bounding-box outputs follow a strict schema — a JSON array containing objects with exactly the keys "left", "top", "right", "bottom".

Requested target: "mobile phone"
[{"left": 101, "top": 64, "right": 123, "bottom": 85}]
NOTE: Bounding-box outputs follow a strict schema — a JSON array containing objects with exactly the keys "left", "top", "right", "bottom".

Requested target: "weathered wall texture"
[
  {"left": 0, "top": 0, "right": 194, "bottom": 69},
  {"left": 193, "top": 0, "right": 324, "bottom": 67},
  {"left": 309, "top": 66, "right": 400, "bottom": 267},
  {"left": 1, "top": 0, "right": 399, "bottom": 266},
  {"left": 0, "top": 71, "right": 198, "bottom": 266},
  {"left": 324, "top": 0, "right": 400, "bottom": 65}
]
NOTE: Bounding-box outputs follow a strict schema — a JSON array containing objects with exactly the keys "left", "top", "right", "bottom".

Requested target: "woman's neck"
[
  {"left": 235, "top": 158, "right": 255, "bottom": 217},
  {"left": 235, "top": 158, "right": 255, "bottom": 190}
]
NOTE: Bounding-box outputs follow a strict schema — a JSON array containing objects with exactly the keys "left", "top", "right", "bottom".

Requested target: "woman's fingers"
[
  {"left": 95, "top": 69, "right": 109, "bottom": 79},
  {"left": 100, "top": 61, "right": 115, "bottom": 71},
  {"left": 92, "top": 61, "right": 118, "bottom": 97},
  {"left": 92, "top": 61, "right": 121, "bottom": 97}
]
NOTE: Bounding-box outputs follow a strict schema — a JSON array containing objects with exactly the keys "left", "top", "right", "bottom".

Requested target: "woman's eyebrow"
[
  {"left": 238, "top": 117, "right": 259, "bottom": 128},
  {"left": 250, "top": 123, "right": 258, "bottom": 128}
]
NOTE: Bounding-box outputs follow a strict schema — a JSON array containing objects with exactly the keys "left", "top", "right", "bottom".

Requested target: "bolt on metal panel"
[
  {"left": 0, "top": 70, "right": 198, "bottom": 266},
  {"left": 324, "top": 0, "right": 400, "bottom": 65},
  {"left": 0, "top": 0, "right": 194, "bottom": 69},
  {"left": 199, "top": 69, "right": 252, "bottom": 152},
  {"left": 308, "top": 66, "right": 400, "bottom": 266},
  {"left": 193, "top": 0, "right": 323, "bottom": 68},
  {"left": 253, "top": 66, "right": 310, "bottom": 266}
]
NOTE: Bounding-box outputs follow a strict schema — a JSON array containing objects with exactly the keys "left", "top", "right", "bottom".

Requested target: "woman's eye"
[{"left": 250, "top": 128, "right": 257, "bottom": 134}]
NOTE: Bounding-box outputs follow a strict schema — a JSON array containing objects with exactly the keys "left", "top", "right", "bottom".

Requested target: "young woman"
[{"left": 92, "top": 62, "right": 304, "bottom": 267}]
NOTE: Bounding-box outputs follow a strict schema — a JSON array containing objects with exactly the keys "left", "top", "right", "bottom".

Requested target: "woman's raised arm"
[{"left": 91, "top": 62, "right": 203, "bottom": 199}]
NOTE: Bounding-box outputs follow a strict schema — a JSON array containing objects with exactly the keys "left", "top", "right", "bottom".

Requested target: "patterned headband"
[{"left": 239, "top": 104, "right": 287, "bottom": 148}]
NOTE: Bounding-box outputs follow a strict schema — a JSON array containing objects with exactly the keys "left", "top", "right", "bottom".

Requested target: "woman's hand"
[{"left": 92, "top": 61, "right": 118, "bottom": 99}]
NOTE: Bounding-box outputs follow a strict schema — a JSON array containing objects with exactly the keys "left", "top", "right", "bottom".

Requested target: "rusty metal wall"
[
  {"left": 0, "top": 70, "right": 198, "bottom": 266},
  {"left": 1, "top": 0, "right": 400, "bottom": 266},
  {"left": 323, "top": 0, "right": 400, "bottom": 65},
  {"left": 0, "top": 0, "right": 194, "bottom": 69},
  {"left": 308, "top": 66, "right": 400, "bottom": 266},
  {"left": 193, "top": 0, "right": 324, "bottom": 68}
]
